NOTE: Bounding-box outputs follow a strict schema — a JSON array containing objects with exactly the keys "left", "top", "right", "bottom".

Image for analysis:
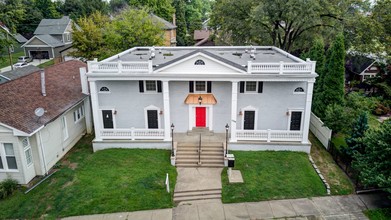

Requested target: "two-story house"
[
  {"left": 87, "top": 46, "right": 317, "bottom": 167},
  {"left": 21, "top": 16, "right": 76, "bottom": 59}
]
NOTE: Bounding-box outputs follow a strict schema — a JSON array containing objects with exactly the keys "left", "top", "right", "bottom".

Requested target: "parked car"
[
  {"left": 17, "top": 56, "right": 33, "bottom": 63},
  {"left": 13, "top": 62, "right": 29, "bottom": 68}
]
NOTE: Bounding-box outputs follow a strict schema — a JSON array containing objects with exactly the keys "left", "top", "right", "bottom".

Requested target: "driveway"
[{"left": 0, "top": 59, "right": 52, "bottom": 73}]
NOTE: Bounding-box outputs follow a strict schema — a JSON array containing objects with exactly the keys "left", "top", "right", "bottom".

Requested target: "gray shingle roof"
[
  {"left": 13, "top": 33, "right": 27, "bottom": 43},
  {"left": 0, "top": 65, "right": 40, "bottom": 83},
  {"left": 35, "top": 34, "right": 65, "bottom": 47},
  {"left": 34, "top": 16, "right": 71, "bottom": 35},
  {"left": 150, "top": 14, "right": 176, "bottom": 30}
]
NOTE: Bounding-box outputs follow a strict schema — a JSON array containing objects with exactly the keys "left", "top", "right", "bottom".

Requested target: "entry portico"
[{"left": 87, "top": 46, "right": 317, "bottom": 152}]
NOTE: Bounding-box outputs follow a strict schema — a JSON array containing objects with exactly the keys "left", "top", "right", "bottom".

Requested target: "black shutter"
[
  {"left": 139, "top": 81, "right": 144, "bottom": 93},
  {"left": 207, "top": 81, "right": 212, "bottom": 93},
  {"left": 258, "top": 82, "right": 263, "bottom": 93},
  {"left": 240, "top": 81, "right": 245, "bottom": 93},
  {"left": 157, "top": 81, "right": 162, "bottom": 93},
  {"left": 189, "top": 81, "right": 194, "bottom": 93}
]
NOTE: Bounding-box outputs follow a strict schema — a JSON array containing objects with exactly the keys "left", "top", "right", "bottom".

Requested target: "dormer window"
[{"left": 194, "top": 59, "right": 205, "bottom": 65}]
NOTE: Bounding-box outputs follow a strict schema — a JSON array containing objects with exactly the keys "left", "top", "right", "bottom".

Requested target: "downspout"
[{"left": 38, "top": 130, "right": 48, "bottom": 175}]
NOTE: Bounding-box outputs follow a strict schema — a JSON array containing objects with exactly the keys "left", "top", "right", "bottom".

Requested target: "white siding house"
[{"left": 87, "top": 46, "right": 317, "bottom": 161}]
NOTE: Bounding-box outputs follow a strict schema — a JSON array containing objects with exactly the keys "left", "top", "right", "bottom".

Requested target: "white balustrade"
[
  {"left": 236, "top": 130, "right": 302, "bottom": 142},
  {"left": 249, "top": 62, "right": 313, "bottom": 74},
  {"left": 89, "top": 61, "right": 151, "bottom": 73},
  {"left": 100, "top": 128, "right": 165, "bottom": 140}
]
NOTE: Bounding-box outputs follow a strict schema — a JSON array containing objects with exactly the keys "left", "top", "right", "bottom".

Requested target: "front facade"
[{"left": 87, "top": 46, "right": 317, "bottom": 153}]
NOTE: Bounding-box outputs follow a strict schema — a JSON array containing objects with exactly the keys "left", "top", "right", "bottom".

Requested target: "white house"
[
  {"left": 0, "top": 60, "right": 92, "bottom": 184},
  {"left": 87, "top": 46, "right": 317, "bottom": 167}
]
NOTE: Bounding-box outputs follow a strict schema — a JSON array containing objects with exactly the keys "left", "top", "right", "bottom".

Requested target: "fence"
[{"left": 310, "top": 112, "right": 332, "bottom": 149}]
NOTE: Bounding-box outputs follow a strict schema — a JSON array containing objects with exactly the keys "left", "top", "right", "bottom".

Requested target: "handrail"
[{"left": 198, "top": 134, "right": 201, "bottom": 165}]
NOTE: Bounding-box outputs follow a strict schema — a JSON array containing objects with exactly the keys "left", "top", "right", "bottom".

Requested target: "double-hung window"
[
  {"left": 145, "top": 80, "right": 157, "bottom": 92},
  {"left": 73, "top": 105, "right": 85, "bottom": 123},
  {"left": 22, "top": 138, "right": 33, "bottom": 167},
  {"left": 0, "top": 143, "right": 18, "bottom": 170}
]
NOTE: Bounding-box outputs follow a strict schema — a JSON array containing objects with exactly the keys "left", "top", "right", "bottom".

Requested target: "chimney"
[
  {"left": 79, "top": 67, "right": 89, "bottom": 95},
  {"left": 172, "top": 14, "right": 176, "bottom": 26},
  {"left": 40, "top": 69, "right": 46, "bottom": 96}
]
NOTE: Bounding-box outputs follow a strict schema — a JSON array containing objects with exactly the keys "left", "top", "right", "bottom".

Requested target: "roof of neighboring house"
[
  {"left": 0, "top": 65, "right": 40, "bottom": 83},
  {"left": 14, "top": 33, "right": 27, "bottom": 43},
  {"left": 34, "top": 16, "right": 71, "bottom": 35},
  {"left": 346, "top": 54, "right": 379, "bottom": 75},
  {"left": 0, "top": 60, "right": 87, "bottom": 135},
  {"left": 150, "top": 14, "right": 176, "bottom": 30},
  {"left": 22, "top": 34, "right": 65, "bottom": 48},
  {"left": 194, "top": 30, "right": 210, "bottom": 40}
]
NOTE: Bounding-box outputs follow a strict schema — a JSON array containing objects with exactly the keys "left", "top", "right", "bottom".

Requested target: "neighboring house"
[
  {"left": 21, "top": 16, "right": 77, "bottom": 59},
  {"left": 0, "top": 65, "right": 40, "bottom": 84},
  {"left": 0, "top": 60, "right": 92, "bottom": 184},
  {"left": 194, "top": 30, "right": 215, "bottom": 46},
  {"left": 346, "top": 54, "right": 381, "bottom": 83},
  {"left": 0, "top": 22, "right": 27, "bottom": 54},
  {"left": 87, "top": 46, "right": 317, "bottom": 164},
  {"left": 150, "top": 14, "right": 177, "bottom": 46}
]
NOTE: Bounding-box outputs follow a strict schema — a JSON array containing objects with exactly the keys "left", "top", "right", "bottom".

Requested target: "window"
[
  {"left": 195, "top": 81, "right": 206, "bottom": 92},
  {"left": 22, "top": 138, "right": 33, "bottom": 167},
  {"left": 99, "top": 87, "right": 110, "bottom": 93},
  {"left": 240, "top": 81, "right": 263, "bottom": 93},
  {"left": 145, "top": 80, "right": 157, "bottom": 92},
  {"left": 189, "top": 81, "right": 212, "bottom": 93},
  {"left": 0, "top": 143, "right": 17, "bottom": 170},
  {"left": 294, "top": 87, "right": 305, "bottom": 93},
  {"left": 61, "top": 116, "right": 69, "bottom": 140},
  {"left": 245, "top": 82, "right": 257, "bottom": 92},
  {"left": 73, "top": 105, "right": 85, "bottom": 123},
  {"left": 194, "top": 59, "right": 205, "bottom": 65},
  {"left": 139, "top": 81, "right": 162, "bottom": 93},
  {"left": 66, "top": 33, "right": 71, "bottom": 41}
]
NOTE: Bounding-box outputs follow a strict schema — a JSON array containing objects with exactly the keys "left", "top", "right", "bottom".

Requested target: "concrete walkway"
[
  {"left": 175, "top": 168, "right": 222, "bottom": 192},
  {"left": 63, "top": 195, "right": 372, "bottom": 220}
]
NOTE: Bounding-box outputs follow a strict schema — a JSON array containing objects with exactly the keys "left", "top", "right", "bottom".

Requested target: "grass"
[
  {"left": 221, "top": 151, "right": 326, "bottom": 203},
  {"left": 37, "top": 59, "right": 55, "bottom": 68},
  {"left": 309, "top": 132, "right": 354, "bottom": 195},
  {"left": 0, "top": 51, "right": 24, "bottom": 69},
  {"left": 365, "top": 208, "right": 391, "bottom": 220},
  {"left": 0, "top": 135, "right": 177, "bottom": 219}
]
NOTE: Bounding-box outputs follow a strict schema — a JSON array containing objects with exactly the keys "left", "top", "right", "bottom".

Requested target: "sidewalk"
[{"left": 63, "top": 194, "right": 371, "bottom": 220}]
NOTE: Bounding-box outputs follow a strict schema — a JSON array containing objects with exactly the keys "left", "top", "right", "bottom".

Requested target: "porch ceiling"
[{"left": 184, "top": 94, "right": 217, "bottom": 105}]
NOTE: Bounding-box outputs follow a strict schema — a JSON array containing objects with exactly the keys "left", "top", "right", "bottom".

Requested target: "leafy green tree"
[
  {"left": 17, "top": 0, "right": 43, "bottom": 38},
  {"left": 59, "top": 0, "right": 109, "bottom": 20},
  {"left": 323, "top": 103, "right": 353, "bottom": 134},
  {"left": 35, "top": 0, "right": 61, "bottom": 19},
  {"left": 344, "top": 112, "right": 369, "bottom": 158},
  {"left": 173, "top": 0, "right": 187, "bottom": 46},
  {"left": 0, "top": 0, "right": 26, "bottom": 33},
  {"left": 352, "top": 121, "right": 391, "bottom": 193},
  {"left": 320, "top": 34, "right": 345, "bottom": 116},
  {"left": 128, "top": 0, "right": 174, "bottom": 21}
]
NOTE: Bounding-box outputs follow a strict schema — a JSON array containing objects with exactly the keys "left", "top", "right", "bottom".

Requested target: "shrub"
[
  {"left": 0, "top": 178, "right": 18, "bottom": 200},
  {"left": 373, "top": 103, "right": 391, "bottom": 116}
]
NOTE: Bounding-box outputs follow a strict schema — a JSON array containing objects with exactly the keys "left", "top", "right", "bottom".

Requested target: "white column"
[
  {"left": 84, "top": 96, "right": 93, "bottom": 134},
  {"left": 230, "top": 81, "right": 238, "bottom": 142},
  {"left": 302, "top": 80, "right": 314, "bottom": 144},
  {"left": 89, "top": 81, "right": 102, "bottom": 141},
  {"left": 163, "top": 80, "right": 171, "bottom": 141}
]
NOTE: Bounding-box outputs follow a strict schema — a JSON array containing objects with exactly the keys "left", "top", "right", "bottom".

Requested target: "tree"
[
  {"left": 352, "top": 121, "right": 391, "bottom": 193},
  {"left": 35, "top": 0, "right": 61, "bottom": 19},
  {"left": 173, "top": 0, "right": 187, "bottom": 46},
  {"left": 323, "top": 103, "right": 354, "bottom": 134},
  {"left": 110, "top": 0, "right": 129, "bottom": 13},
  {"left": 319, "top": 34, "right": 345, "bottom": 115},
  {"left": 128, "top": 0, "right": 175, "bottom": 22},
  {"left": 17, "top": 0, "right": 43, "bottom": 38},
  {"left": 344, "top": 112, "right": 369, "bottom": 158},
  {"left": 59, "top": 0, "right": 109, "bottom": 20},
  {"left": 0, "top": 0, "right": 26, "bottom": 33}
]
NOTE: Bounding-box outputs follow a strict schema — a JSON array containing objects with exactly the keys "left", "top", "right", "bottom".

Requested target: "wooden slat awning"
[{"left": 184, "top": 94, "right": 217, "bottom": 105}]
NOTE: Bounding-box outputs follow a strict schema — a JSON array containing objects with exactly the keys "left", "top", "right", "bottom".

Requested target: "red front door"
[{"left": 195, "top": 107, "right": 206, "bottom": 127}]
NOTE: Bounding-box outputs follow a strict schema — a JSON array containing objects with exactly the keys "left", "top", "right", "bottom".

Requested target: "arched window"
[
  {"left": 294, "top": 87, "right": 304, "bottom": 93},
  {"left": 194, "top": 59, "right": 205, "bottom": 65},
  {"left": 99, "top": 86, "right": 110, "bottom": 92}
]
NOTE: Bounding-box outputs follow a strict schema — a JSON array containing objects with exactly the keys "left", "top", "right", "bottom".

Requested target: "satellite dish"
[{"left": 34, "top": 107, "right": 45, "bottom": 117}]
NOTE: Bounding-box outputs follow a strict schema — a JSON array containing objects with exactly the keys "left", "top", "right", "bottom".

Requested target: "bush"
[
  {"left": 0, "top": 178, "right": 18, "bottom": 200},
  {"left": 373, "top": 103, "right": 391, "bottom": 116}
]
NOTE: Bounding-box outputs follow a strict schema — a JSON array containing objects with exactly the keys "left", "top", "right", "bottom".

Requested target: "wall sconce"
[
  {"left": 160, "top": 110, "right": 163, "bottom": 115},
  {"left": 286, "top": 111, "right": 290, "bottom": 116},
  {"left": 198, "top": 96, "right": 203, "bottom": 105},
  {"left": 239, "top": 111, "right": 243, "bottom": 115}
]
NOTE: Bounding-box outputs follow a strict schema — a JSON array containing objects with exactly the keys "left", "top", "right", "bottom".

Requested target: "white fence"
[
  {"left": 100, "top": 128, "right": 165, "bottom": 140},
  {"left": 236, "top": 129, "right": 302, "bottom": 142},
  {"left": 310, "top": 112, "right": 332, "bottom": 149}
]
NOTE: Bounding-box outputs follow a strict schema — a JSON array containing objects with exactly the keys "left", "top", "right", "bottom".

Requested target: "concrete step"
[
  {"left": 174, "top": 194, "right": 221, "bottom": 203},
  {"left": 174, "top": 188, "right": 222, "bottom": 203},
  {"left": 177, "top": 143, "right": 223, "bottom": 148},
  {"left": 176, "top": 155, "right": 223, "bottom": 159},
  {"left": 176, "top": 163, "right": 224, "bottom": 168}
]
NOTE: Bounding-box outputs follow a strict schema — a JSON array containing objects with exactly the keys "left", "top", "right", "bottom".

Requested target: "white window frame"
[
  {"left": 73, "top": 105, "right": 85, "bottom": 123},
  {"left": 22, "top": 137, "right": 33, "bottom": 167},
  {"left": 194, "top": 81, "right": 207, "bottom": 93},
  {"left": 240, "top": 105, "right": 258, "bottom": 130},
  {"left": 99, "top": 86, "right": 110, "bottom": 93},
  {"left": 287, "top": 108, "right": 304, "bottom": 131},
  {"left": 144, "top": 80, "right": 158, "bottom": 93},
  {"left": 144, "top": 105, "right": 161, "bottom": 129},
  {"left": 293, "top": 87, "right": 305, "bottom": 94},
  {"left": 0, "top": 143, "right": 18, "bottom": 171},
  {"left": 61, "top": 116, "right": 69, "bottom": 140},
  {"left": 244, "top": 81, "right": 258, "bottom": 93}
]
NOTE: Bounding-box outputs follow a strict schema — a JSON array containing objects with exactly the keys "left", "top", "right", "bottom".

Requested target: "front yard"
[
  {"left": 222, "top": 151, "right": 326, "bottom": 203},
  {"left": 0, "top": 135, "right": 177, "bottom": 219}
]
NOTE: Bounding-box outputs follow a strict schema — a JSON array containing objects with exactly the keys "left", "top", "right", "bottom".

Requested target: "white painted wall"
[{"left": 0, "top": 127, "right": 25, "bottom": 183}]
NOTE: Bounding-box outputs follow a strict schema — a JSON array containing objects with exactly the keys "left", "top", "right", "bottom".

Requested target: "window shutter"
[
  {"left": 258, "top": 82, "right": 263, "bottom": 93},
  {"left": 207, "top": 81, "right": 212, "bottom": 93},
  {"left": 189, "top": 81, "right": 194, "bottom": 93},
  {"left": 240, "top": 81, "right": 245, "bottom": 93},
  {"left": 157, "top": 81, "right": 162, "bottom": 93},
  {"left": 139, "top": 81, "right": 144, "bottom": 93}
]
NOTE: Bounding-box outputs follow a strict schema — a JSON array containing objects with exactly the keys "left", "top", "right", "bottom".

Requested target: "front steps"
[
  {"left": 173, "top": 188, "right": 222, "bottom": 204},
  {"left": 175, "top": 142, "right": 224, "bottom": 167}
]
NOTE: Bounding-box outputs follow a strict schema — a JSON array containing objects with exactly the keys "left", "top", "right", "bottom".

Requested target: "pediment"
[{"left": 155, "top": 52, "right": 246, "bottom": 74}]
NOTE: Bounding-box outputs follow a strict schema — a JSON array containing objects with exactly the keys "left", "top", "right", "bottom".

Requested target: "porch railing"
[
  {"left": 100, "top": 128, "right": 164, "bottom": 140},
  {"left": 248, "top": 62, "right": 314, "bottom": 74},
  {"left": 236, "top": 129, "right": 302, "bottom": 142},
  {"left": 88, "top": 61, "right": 152, "bottom": 73}
]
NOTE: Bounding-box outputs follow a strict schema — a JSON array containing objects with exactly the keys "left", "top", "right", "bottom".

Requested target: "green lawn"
[
  {"left": 37, "top": 59, "right": 55, "bottom": 68},
  {"left": 0, "top": 51, "right": 24, "bottom": 69},
  {"left": 365, "top": 208, "right": 391, "bottom": 220},
  {"left": 309, "top": 132, "right": 354, "bottom": 195},
  {"left": 0, "top": 135, "right": 177, "bottom": 219},
  {"left": 221, "top": 151, "right": 326, "bottom": 203}
]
